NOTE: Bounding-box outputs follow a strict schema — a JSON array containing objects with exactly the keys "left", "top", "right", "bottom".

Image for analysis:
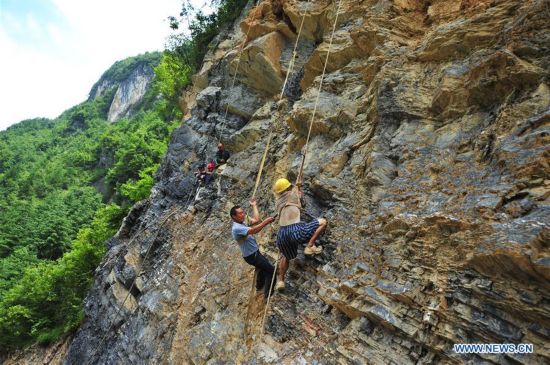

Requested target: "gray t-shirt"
[{"left": 232, "top": 221, "right": 258, "bottom": 257}]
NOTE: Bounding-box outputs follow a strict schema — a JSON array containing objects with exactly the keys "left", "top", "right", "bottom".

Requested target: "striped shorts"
[{"left": 277, "top": 220, "right": 320, "bottom": 260}]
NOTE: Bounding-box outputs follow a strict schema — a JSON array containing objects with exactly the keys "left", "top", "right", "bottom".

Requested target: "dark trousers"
[{"left": 243, "top": 250, "right": 275, "bottom": 298}]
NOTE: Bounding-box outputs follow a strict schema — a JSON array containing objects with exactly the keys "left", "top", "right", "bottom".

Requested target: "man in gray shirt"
[{"left": 230, "top": 198, "right": 275, "bottom": 298}]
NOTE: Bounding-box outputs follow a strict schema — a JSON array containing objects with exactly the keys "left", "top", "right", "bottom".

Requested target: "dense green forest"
[
  {"left": 0, "top": 0, "right": 249, "bottom": 352},
  {"left": 88, "top": 52, "right": 161, "bottom": 101},
  {"left": 0, "top": 56, "right": 178, "bottom": 350}
]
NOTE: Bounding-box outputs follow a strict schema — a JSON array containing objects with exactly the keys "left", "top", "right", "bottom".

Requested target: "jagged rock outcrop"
[
  {"left": 90, "top": 78, "right": 115, "bottom": 101},
  {"left": 88, "top": 55, "right": 158, "bottom": 122},
  {"left": 1, "top": 336, "right": 72, "bottom": 365},
  {"left": 62, "top": 0, "right": 549, "bottom": 364},
  {"left": 106, "top": 63, "right": 155, "bottom": 122}
]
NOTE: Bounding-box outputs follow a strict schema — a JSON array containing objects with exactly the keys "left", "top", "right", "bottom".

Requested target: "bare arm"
[
  {"left": 248, "top": 216, "right": 275, "bottom": 235},
  {"left": 248, "top": 198, "right": 260, "bottom": 225},
  {"left": 294, "top": 183, "right": 303, "bottom": 198}
]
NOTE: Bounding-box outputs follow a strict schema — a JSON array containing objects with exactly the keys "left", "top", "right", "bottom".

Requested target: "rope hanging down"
[
  {"left": 216, "top": 12, "right": 257, "bottom": 142},
  {"left": 244, "top": 0, "right": 314, "bottom": 343},
  {"left": 297, "top": 0, "right": 344, "bottom": 185},
  {"left": 278, "top": 0, "right": 309, "bottom": 101},
  {"left": 259, "top": 0, "right": 344, "bottom": 341},
  {"left": 250, "top": 0, "right": 313, "bottom": 200},
  {"left": 219, "top": 0, "right": 308, "bottom": 142}
]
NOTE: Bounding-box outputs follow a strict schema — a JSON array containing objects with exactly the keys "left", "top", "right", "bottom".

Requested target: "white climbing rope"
[{"left": 257, "top": 0, "right": 344, "bottom": 343}]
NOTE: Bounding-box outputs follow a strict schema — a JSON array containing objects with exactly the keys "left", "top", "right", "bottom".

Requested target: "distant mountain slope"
[
  {"left": 64, "top": 0, "right": 550, "bottom": 364},
  {"left": 88, "top": 52, "right": 160, "bottom": 100},
  {"left": 0, "top": 51, "right": 178, "bottom": 354},
  {"left": 88, "top": 52, "right": 161, "bottom": 122}
]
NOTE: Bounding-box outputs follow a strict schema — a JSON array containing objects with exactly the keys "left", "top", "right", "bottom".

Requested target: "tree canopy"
[
  {"left": 0, "top": 0, "right": 249, "bottom": 352},
  {"left": 0, "top": 53, "right": 178, "bottom": 352}
]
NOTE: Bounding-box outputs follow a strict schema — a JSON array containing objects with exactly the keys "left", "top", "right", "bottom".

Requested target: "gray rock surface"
[
  {"left": 107, "top": 63, "right": 155, "bottom": 122},
  {"left": 59, "top": 0, "right": 550, "bottom": 364}
]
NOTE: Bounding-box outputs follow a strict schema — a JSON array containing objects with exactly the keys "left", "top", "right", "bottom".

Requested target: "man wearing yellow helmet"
[{"left": 273, "top": 178, "right": 327, "bottom": 291}]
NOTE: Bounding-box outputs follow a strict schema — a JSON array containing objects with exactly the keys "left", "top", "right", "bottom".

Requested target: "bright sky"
[{"left": 0, "top": 0, "right": 198, "bottom": 131}]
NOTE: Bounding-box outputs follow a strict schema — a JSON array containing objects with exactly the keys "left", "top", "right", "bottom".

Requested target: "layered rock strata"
[
  {"left": 88, "top": 60, "right": 156, "bottom": 122},
  {"left": 107, "top": 63, "right": 155, "bottom": 122},
  {"left": 64, "top": 0, "right": 549, "bottom": 364}
]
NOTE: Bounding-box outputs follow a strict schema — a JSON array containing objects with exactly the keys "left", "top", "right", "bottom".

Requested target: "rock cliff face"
[
  {"left": 1, "top": 337, "right": 71, "bottom": 365},
  {"left": 64, "top": 0, "right": 549, "bottom": 364},
  {"left": 106, "top": 63, "right": 155, "bottom": 122},
  {"left": 90, "top": 60, "right": 156, "bottom": 122}
]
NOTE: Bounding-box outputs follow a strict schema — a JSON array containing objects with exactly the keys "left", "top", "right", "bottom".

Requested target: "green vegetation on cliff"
[
  {"left": 88, "top": 52, "right": 161, "bottom": 102},
  {"left": 0, "top": 55, "right": 178, "bottom": 351},
  {"left": 156, "top": 0, "right": 249, "bottom": 118},
  {"left": 0, "top": 0, "right": 248, "bottom": 352}
]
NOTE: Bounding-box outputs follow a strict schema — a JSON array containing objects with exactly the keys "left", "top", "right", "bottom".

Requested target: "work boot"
[
  {"left": 304, "top": 245, "right": 323, "bottom": 255},
  {"left": 275, "top": 280, "right": 285, "bottom": 291}
]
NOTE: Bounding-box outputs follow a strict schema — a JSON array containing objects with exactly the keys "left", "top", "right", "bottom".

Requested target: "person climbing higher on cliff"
[
  {"left": 216, "top": 143, "right": 230, "bottom": 165},
  {"left": 273, "top": 178, "right": 327, "bottom": 291},
  {"left": 230, "top": 199, "right": 276, "bottom": 299},
  {"left": 215, "top": 144, "right": 230, "bottom": 195},
  {"left": 189, "top": 163, "right": 213, "bottom": 212},
  {"left": 194, "top": 163, "right": 208, "bottom": 185},
  {"left": 194, "top": 162, "right": 215, "bottom": 186},
  {"left": 206, "top": 161, "right": 215, "bottom": 183}
]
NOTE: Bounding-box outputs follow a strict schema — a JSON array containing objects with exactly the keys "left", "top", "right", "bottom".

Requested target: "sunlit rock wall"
[
  {"left": 107, "top": 63, "right": 155, "bottom": 122},
  {"left": 64, "top": 0, "right": 549, "bottom": 364}
]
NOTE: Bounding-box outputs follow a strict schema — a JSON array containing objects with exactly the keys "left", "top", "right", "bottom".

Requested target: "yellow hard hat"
[{"left": 274, "top": 178, "right": 291, "bottom": 194}]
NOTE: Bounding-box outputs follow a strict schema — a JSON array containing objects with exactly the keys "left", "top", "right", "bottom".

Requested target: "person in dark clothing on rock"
[
  {"left": 194, "top": 163, "right": 209, "bottom": 185},
  {"left": 230, "top": 199, "right": 276, "bottom": 299},
  {"left": 215, "top": 144, "right": 230, "bottom": 195},
  {"left": 195, "top": 164, "right": 208, "bottom": 185},
  {"left": 216, "top": 143, "right": 230, "bottom": 165}
]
